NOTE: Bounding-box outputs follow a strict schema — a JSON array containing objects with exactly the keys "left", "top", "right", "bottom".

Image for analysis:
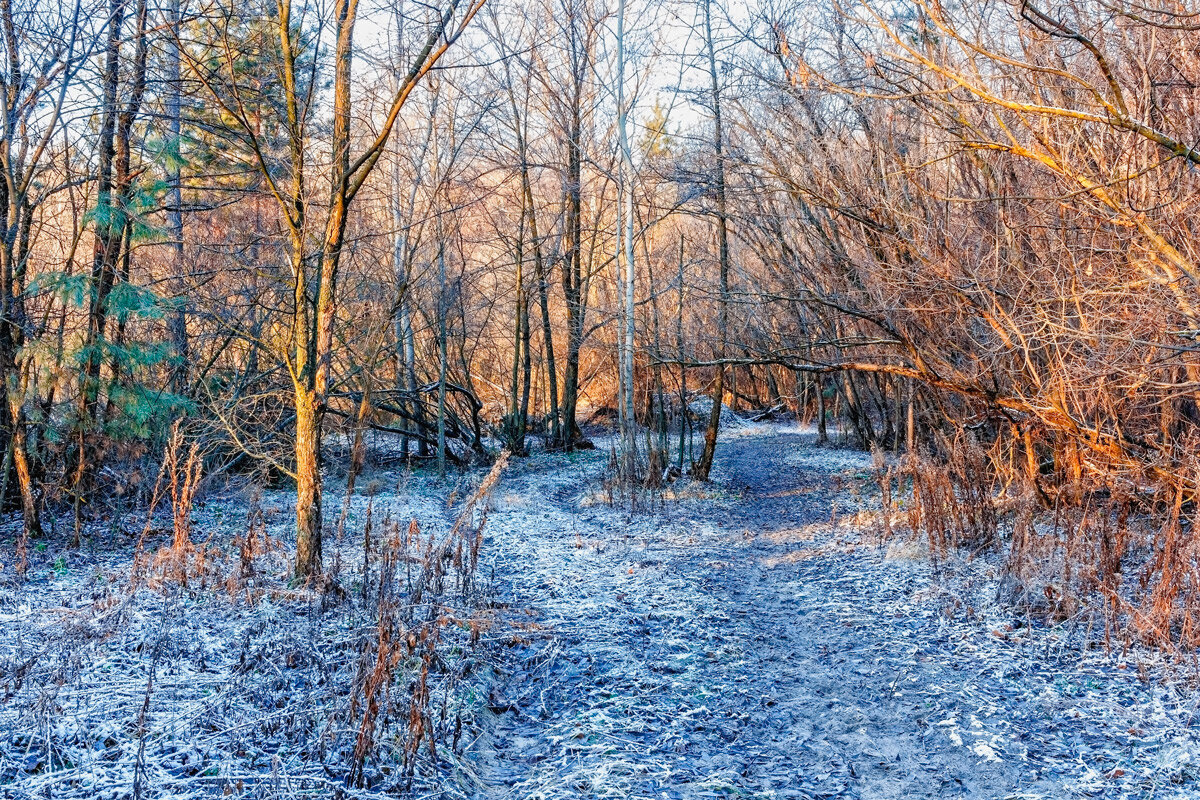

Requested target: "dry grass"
[
  {"left": 0, "top": 449, "right": 512, "bottom": 798},
  {"left": 879, "top": 423, "right": 1200, "bottom": 654}
]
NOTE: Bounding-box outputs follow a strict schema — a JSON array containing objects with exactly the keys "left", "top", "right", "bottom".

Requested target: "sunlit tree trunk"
[
  {"left": 295, "top": 0, "right": 355, "bottom": 579},
  {"left": 288, "top": 0, "right": 483, "bottom": 577},
  {"left": 293, "top": 386, "right": 322, "bottom": 575}
]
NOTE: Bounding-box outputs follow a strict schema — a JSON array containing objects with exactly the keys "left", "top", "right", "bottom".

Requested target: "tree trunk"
[
  {"left": 437, "top": 241, "right": 449, "bottom": 478},
  {"left": 507, "top": 194, "right": 527, "bottom": 452},
  {"left": 391, "top": 90, "right": 435, "bottom": 460},
  {"left": 676, "top": 234, "right": 687, "bottom": 472},
  {"left": 558, "top": 20, "right": 587, "bottom": 449},
  {"left": 694, "top": 0, "right": 729, "bottom": 482},
  {"left": 293, "top": 385, "right": 322, "bottom": 578},
  {"left": 616, "top": 0, "right": 637, "bottom": 475},
  {"left": 78, "top": 0, "right": 124, "bottom": 441},
  {"left": 76, "top": 0, "right": 148, "bottom": 505},
  {"left": 165, "top": 0, "right": 188, "bottom": 395},
  {"left": 906, "top": 379, "right": 915, "bottom": 452},
  {"left": 525, "top": 174, "right": 558, "bottom": 444},
  {"left": 293, "top": 0, "right": 355, "bottom": 579},
  {"left": 647, "top": 239, "right": 667, "bottom": 464},
  {"left": 817, "top": 376, "right": 828, "bottom": 443},
  {"left": 520, "top": 279, "right": 532, "bottom": 448}
]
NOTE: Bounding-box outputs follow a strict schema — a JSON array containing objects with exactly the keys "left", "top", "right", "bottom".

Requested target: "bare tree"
[
  {"left": 0, "top": 0, "right": 93, "bottom": 546},
  {"left": 692, "top": 0, "right": 729, "bottom": 481},
  {"left": 185, "top": 0, "right": 484, "bottom": 578}
]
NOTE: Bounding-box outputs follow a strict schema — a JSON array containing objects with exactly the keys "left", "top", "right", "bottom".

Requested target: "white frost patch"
[{"left": 972, "top": 742, "right": 1002, "bottom": 762}]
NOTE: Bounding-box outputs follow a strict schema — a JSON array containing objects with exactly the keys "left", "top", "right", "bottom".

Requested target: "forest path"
[{"left": 463, "top": 426, "right": 1081, "bottom": 800}]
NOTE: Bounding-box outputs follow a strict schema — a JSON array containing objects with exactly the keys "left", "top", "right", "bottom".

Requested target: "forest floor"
[
  {"left": 466, "top": 424, "right": 1200, "bottom": 799},
  {"left": 2, "top": 422, "right": 1200, "bottom": 799}
]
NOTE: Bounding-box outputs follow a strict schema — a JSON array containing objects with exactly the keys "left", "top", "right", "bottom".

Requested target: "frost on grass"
[
  {"left": 466, "top": 427, "right": 1200, "bottom": 799},
  {"left": 0, "top": 455, "right": 509, "bottom": 799},
  {"left": 4, "top": 426, "right": 1200, "bottom": 799}
]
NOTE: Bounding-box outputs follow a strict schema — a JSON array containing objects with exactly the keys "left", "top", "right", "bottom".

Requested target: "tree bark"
[
  {"left": 436, "top": 241, "right": 449, "bottom": 478},
  {"left": 676, "top": 234, "right": 687, "bottom": 472},
  {"left": 694, "top": 0, "right": 729, "bottom": 482},
  {"left": 293, "top": 385, "right": 322, "bottom": 577},
  {"left": 616, "top": 0, "right": 637, "bottom": 476},
  {"left": 506, "top": 188, "right": 527, "bottom": 452},
  {"left": 558, "top": 9, "right": 588, "bottom": 449},
  {"left": 525, "top": 173, "right": 559, "bottom": 444},
  {"left": 165, "top": 0, "right": 188, "bottom": 395},
  {"left": 76, "top": 0, "right": 148, "bottom": 511}
]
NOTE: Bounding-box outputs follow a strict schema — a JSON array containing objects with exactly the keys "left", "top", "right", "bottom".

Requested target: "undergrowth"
[
  {"left": 877, "top": 427, "right": 1200, "bottom": 655},
  {"left": 0, "top": 441, "right": 510, "bottom": 798}
]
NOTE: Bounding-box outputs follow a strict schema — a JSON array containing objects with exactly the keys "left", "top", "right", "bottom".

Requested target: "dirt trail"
[{"left": 467, "top": 427, "right": 1200, "bottom": 799}]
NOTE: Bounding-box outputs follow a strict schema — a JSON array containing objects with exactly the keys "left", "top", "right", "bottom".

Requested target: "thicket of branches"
[{"left": 4, "top": 0, "right": 1200, "bottom": 642}]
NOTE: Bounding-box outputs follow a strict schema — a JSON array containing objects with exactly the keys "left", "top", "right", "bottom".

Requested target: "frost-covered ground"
[
  {"left": 467, "top": 425, "right": 1200, "bottom": 799},
  {"left": 0, "top": 461, "right": 494, "bottom": 799},
  {"left": 2, "top": 423, "right": 1200, "bottom": 799}
]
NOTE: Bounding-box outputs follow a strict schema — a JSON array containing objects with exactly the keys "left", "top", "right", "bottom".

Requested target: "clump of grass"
[
  {"left": 901, "top": 431, "right": 997, "bottom": 561},
  {"left": 347, "top": 450, "right": 509, "bottom": 787},
  {"left": 131, "top": 422, "right": 206, "bottom": 589},
  {"left": 884, "top": 421, "right": 1200, "bottom": 653}
]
